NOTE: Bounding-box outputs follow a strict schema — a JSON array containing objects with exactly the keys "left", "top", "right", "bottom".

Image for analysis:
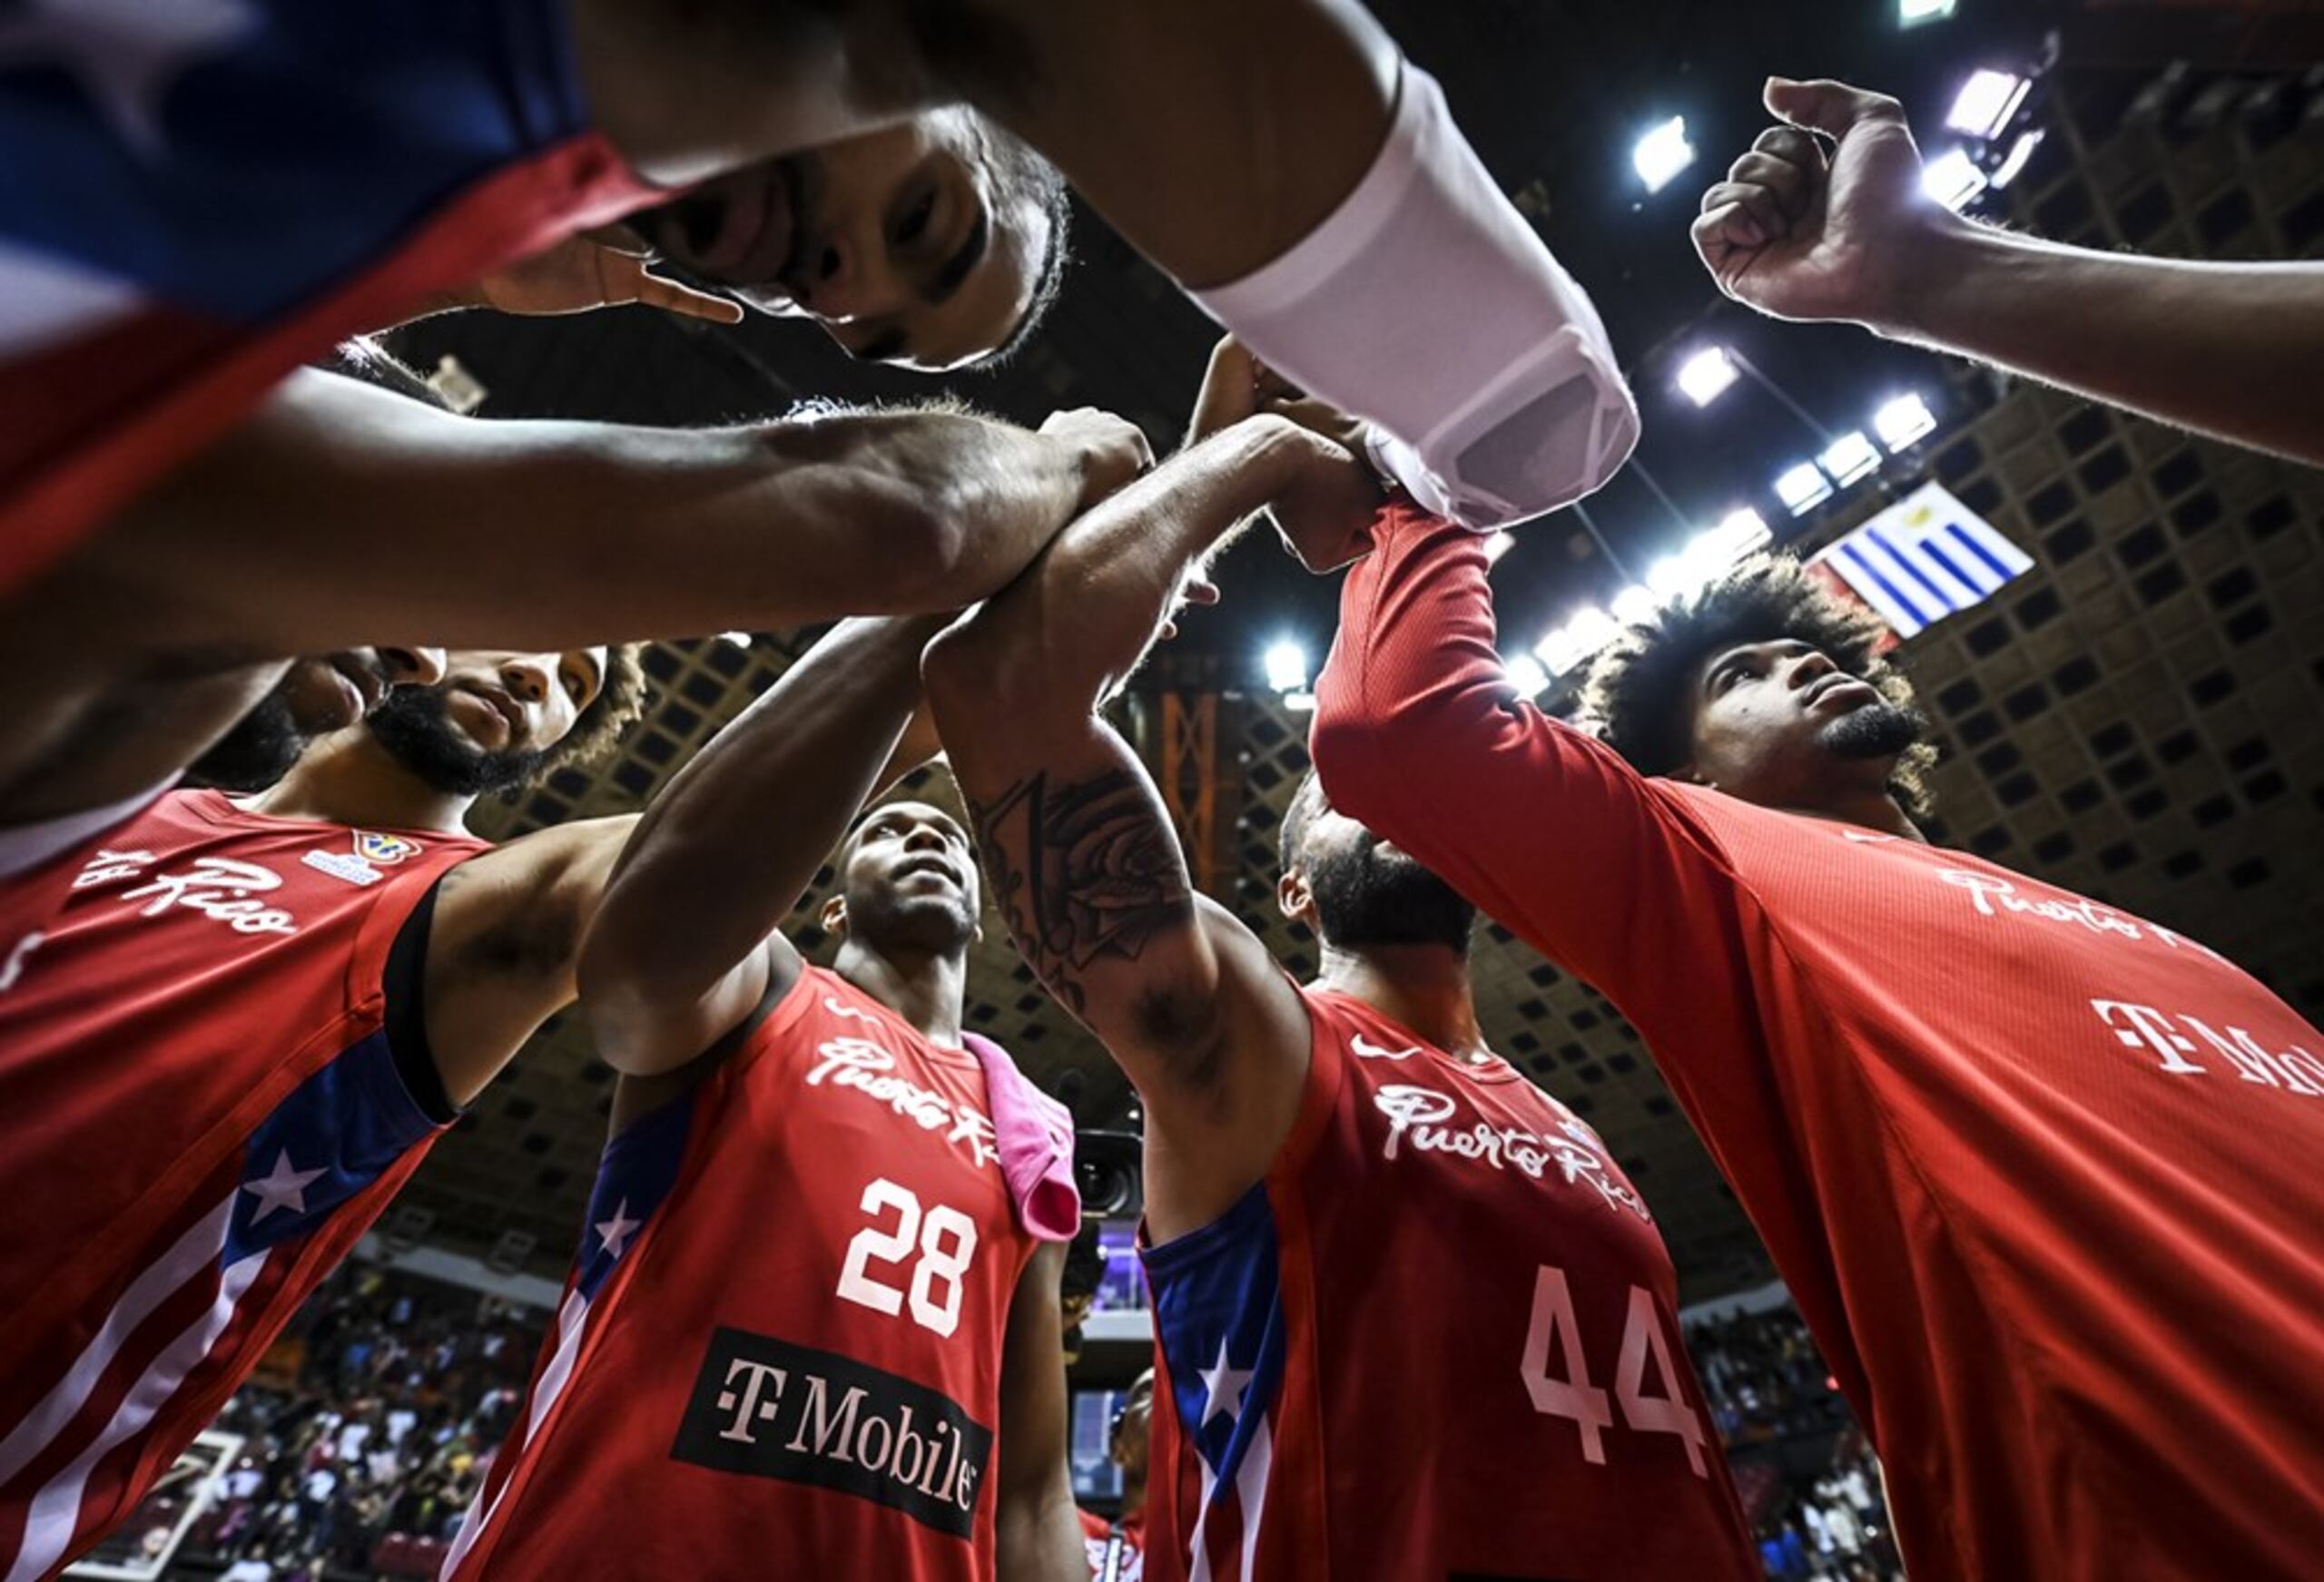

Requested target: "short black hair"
[
  {"left": 970, "top": 129, "right": 1072, "bottom": 370},
  {"left": 1580, "top": 555, "right": 1936, "bottom": 820}
]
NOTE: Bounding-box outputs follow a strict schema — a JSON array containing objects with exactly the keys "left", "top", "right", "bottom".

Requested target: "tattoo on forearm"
[{"left": 969, "top": 770, "right": 1195, "bottom": 1020}]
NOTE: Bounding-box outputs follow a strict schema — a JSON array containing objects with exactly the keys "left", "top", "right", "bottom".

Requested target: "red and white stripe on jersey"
[
  {"left": 0, "top": 791, "right": 482, "bottom": 1578},
  {"left": 442, "top": 1091, "right": 692, "bottom": 1576}
]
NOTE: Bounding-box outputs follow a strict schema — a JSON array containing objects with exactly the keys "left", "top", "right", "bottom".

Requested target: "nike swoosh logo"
[{"left": 1351, "top": 1034, "right": 1420, "bottom": 1061}]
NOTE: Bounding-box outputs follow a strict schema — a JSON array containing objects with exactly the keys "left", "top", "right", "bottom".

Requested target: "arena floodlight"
[
  {"left": 1775, "top": 462, "right": 1835, "bottom": 516},
  {"left": 1484, "top": 530, "right": 1517, "bottom": 565},
  {"left": 1689, "top": 508, "right": 1772, "bottom": 579},
  {"left": 1565, "top": 606, "right": 1620, "bottom": 652},
  {"left": 1536, "top": 606, "right": 1620, "bottom": 677},
  {"left": 1534, "top": 624, "right": 1587, "bottom": 679},
  {"left": 1646, "top": 555, "right": 1696, "bottom": 602},
  {"left": 718, "top": 631, "right": 754, "bottom": 647},
  {"left": 1505, "top": 653, "right": 1551, "bottom": 702},
  {"left": 1874, "top": 392, "right": 1939, "bottom": 452},
  {"left": 1946, "top": 70, "right": 2031, "bottom": 139},
  {"left": 1899, "top": 0, "right": 1955, "bottom": 25},
  {"left": 1264, "top": 640, "right": 1310, "bottom": 693},
  {"left": 1676, "top": 346, "right": 1740, "bottom": 408},
  {"left": 1820, "top": 430, "right": 1883, "bottom": 486},
  {"left": 1610, "top": 584, "right": 1660, "bottom": 627},
  {"left": 1633, "top": 116, "right": 1696, "bottom": 193},
  {"left": 1282, "top": 691, "right": 1317, "bottom": 714},
  {"left": 1923, "top": 148, "right": 1989, "bottom": 212},
  {"left": 1989, "top": 129, "right": 2045, "bottom": 189}
]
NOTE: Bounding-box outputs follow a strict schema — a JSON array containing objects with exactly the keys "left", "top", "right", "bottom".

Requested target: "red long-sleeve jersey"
[{"left": 1311, "top": 506, "right": 2324, "bottom": 1582}]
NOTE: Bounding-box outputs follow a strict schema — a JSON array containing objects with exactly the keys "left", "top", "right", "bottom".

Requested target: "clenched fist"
[
  {"left": 1039, "top": 408, "right": 1155, "bottom": 512},
  {"left": 1692, "top": 77, "right": 1960, "bottom": 333}
]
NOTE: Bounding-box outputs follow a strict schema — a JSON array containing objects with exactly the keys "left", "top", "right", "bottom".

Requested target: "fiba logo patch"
[
  {"left": 672, "top": 1328, "right": 991, "bottom": 1537},
  {"left": 355, "top": 831, "right": 423, "bottom": 865}
]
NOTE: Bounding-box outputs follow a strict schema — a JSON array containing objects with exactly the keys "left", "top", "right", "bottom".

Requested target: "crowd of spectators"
[
  {"left": 1686, "top": 1303, "right": 1856, "bottom": 1444},
  {"left": 1753, "top": 1434, "right": 1905, "bottom": 1582},
  {"left": 174, "top": 1262, "right": 545, "bottom": 1579},
  {"left": 1679, "top": 1305, "right": 1905, "bottom": 1581}
]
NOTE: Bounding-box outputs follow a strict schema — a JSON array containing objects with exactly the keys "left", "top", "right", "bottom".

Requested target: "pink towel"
[{"left": 963, "top": 1033, "right": 1080, "bottom": 1241}]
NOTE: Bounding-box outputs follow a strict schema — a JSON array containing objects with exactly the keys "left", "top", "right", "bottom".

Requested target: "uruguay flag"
[{"left": 0, "top": 0, "right": 652, "bottom": 593}]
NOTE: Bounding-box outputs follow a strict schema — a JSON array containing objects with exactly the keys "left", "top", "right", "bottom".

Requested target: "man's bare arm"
[
  {"left": 578, "top": 616, "right": 950, "bottom": 1077},
  {"left": 993, "top": 1243, "right": 1086, "bottom": 1582},
  {"left": 422, "top": 815, "right": 639, "bottom": 1108},
  {"left": 923, "top": 421, "right": 1344, "bottom": 1237},
  {"left": 944, "top": 0, "right": 1398, "bottom": 291},
  {"left": 1698, "top": 77, "right": 2324, "bottom": 465},
  {"left": 53, "top": 371, "right": 1143, "bottom": 660}
]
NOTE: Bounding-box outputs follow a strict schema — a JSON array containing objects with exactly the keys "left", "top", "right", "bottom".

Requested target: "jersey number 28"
[{"left": 836, "top": 1178, "right": 979, "bottom": 1338}]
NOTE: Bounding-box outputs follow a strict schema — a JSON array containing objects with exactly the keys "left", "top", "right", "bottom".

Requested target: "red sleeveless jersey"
[
  {"left": 445, "top": 966, "right": 1040, "bottom": 1580},
  {"left": 1140, "top": 989, "right": 1757, "bottom": 1582},
  {"left": 0, "top": 790, "right": 485, "bottom": 1579}
]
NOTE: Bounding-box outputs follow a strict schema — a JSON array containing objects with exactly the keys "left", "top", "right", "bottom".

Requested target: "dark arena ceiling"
[{"left": 376, "top": 0, "right": 2324, "bottom": 1303}]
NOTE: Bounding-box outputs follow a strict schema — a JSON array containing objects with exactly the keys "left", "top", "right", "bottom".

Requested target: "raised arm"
[
  {"left": 1697, "top": 77, "right": 2324, "bottom": 466},
  {"left": 992, "top": 1243, "right": 1085, "bottom": 1582},
  {"left": 934, "top": 2, "right": 1635, "bottom": 526},
  {"left": 578, "top": 615, "right": 950, "bottom": 1076},
  {"left": 54, "top": 373, "right": 1146, "bottom": 659},
  {"left": 922, "top": 420, "right": 1346, "bottom": 1237},
  {"left": 1309, "top": 506, "right": 1746, "bottom": 999}
]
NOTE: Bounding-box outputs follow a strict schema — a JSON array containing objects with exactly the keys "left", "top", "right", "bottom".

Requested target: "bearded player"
[
  {"left": 1305, "top": 486, "right": 2324, "bottom": 1572},
  {"left": 0, "top": 645, "right": 655, "bottom": 1579},
  {"left": 0, "top": 641, "right": 446, "bottom": 994},
  {"left": 4, "top": 0, "right": 1634, "bottom": 610},
  {"left": 444, "top": 616, "right": 1084, "bottom": 1578},
  {"left": 921, "top": 396, "right": 1757, "bottom": 1577}
]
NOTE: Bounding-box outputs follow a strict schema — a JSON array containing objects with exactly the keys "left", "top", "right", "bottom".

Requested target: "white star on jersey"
[
  {"left": 1198, "top": 1338, "right": 1253, "bottom": 1427},
  {"left": 593, "top": 1199, "right": 641, "bottom": 1261},
  {"left": 0, "top": 0, "right": 258, "bottom": 157},
  {"left": 241, "top": 1148, "right": 328, "bottom": 1224}
]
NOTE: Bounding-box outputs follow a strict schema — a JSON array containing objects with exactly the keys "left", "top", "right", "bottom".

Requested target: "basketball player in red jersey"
[
  {"left": 921, "top": 407, "right": 1758, "bottom": 1578},
  {"left": 6, "top": 0, "right": 1633, "bottom": 604},
  {"left": 445, "top": 615, "right": 1084, "bottom": 1579},
  {"left": 1299, "top": 490, "right": 2324, "bottom": 1569},
  {"left": 0, "top": 644, "right": 656, "bottom": 1579}
]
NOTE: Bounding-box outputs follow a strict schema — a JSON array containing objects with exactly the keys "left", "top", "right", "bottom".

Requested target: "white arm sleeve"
[{"left": 1192, "top": 63, "right": 1640, "bottom": 530}]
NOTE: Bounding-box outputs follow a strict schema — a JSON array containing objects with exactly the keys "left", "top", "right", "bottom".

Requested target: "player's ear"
[
  {"left": 1277, "top": 870, "right": 1312, "bottom": 923},
  {"left": 821, "top": 894, "right": 850, "bottom": 938}
]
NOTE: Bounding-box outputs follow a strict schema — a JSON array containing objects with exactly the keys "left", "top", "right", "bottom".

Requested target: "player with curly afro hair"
[{"left": 1579, "top": 554, "right": 1936, "bottom": 824}]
